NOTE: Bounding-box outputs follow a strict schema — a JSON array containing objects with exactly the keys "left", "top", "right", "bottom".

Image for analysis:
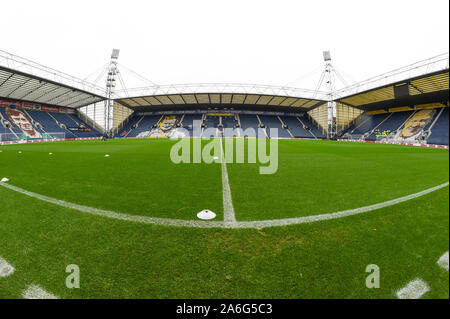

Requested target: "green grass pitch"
[{"left": 0, "top": 138, "right": 448, "bottom": 298}]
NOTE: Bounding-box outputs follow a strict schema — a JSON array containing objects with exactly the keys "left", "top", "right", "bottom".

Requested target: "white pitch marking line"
[
  {"left": 437, "top": 251, "right": 449, "bottom": 271},
  {"left": 0, "top": 257, "right": 15, "bottom": 277},
  {"left": 220, "top": 138, "right": 236, "bottom": 223},
  {"left": 0, "top": 181, "right": 448, "bottom": 229},
  {"left": 396, "top": 279, "right": 430, "bottom": 299},
  {"left": 22, "top": 285, "right": 58, "bottom": 299}
]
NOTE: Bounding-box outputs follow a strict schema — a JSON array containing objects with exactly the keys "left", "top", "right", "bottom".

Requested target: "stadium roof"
[
  {"left": 114, "top": 83, "right": 328, "bottom": 112},
  {"left": 0, "top": 50, "right": 106, "bottom": 109},
  {"left": 335, "top": 53, "right": 449, "bottom": 111}
]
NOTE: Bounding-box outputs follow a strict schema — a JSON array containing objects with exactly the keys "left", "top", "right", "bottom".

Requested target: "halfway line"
[{"left": 220, "top": 138, "right": 237, "bottom": 223}]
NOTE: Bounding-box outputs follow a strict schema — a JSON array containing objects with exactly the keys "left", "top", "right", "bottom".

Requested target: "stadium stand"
[
  {"left": 26, "top": 109, "right": 76, "bottom": 138},
  {"left": 115, "top": 112, "right": 324, "bottom": 140},
  {"left": 280, "top": 116, "right": 313, "bottom": 138},
  {"left": 180, "top": 114, "right": 202, "bottom": 136},
  {"left": 299, "top": 114, "right": 325, "bottom": 138},
  {"left": 0, "top": 106, "right": 102, "bottom": 141},
  {"left": 427, "top": 107, "right": 449, "bottom": 145},
  {"left": 68, "top": 114, "right": 102, "bottom": 137},
  {"left": 127, "top": 115, "right": 161, "bottom": 138},
  {"left": 259, "top": 115, "right": 291, "bottom": 138},
  {"left": 238, "top": 115, "right": 261, "bottom": 138},
  {"left": 222, "top": 115, "right": 239, "bottom": 137},
  {"left": 202, "top": 115, "right": 220, "bottom": 137},
  {"left": 340, "top": 107, "right": 449, "bottom": 145},
  {"left": 119, "top": 115, "right": 144, "bottom": 137},
  {"left": 366, "top": 110, "right": 414, "bottom": 140},
  {"left": 0, "top": 107, "right": 26, "bottom": 136}
]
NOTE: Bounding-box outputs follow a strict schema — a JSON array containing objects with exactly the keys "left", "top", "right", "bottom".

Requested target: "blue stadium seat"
[{"left": 427, "top": 108, "right": 449, "bottom": 145}]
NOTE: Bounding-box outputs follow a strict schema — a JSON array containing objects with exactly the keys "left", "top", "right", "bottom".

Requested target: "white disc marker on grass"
[
  {"left": 0, "top": 257, "right": 15, "bottom": 277},
  {"left": 105, "top": 154, "right": 110, "bottom": 157},
  {"left": 1, "top": 177, "right": 9, "bottom": 182},
  {"left": 197, "top": 209, "right": 216, "bottom": 220}
]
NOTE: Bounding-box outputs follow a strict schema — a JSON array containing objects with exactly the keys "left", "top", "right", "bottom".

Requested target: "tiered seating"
[
  {"left": 0, "top": 107, "right": 102, "bottom": 140},
  {"left": 118, "top": 115, "right": 143, "bottom": 137},
  {"left": 367, "top": 110, "right": 413, "bottom": 140},
  {"left": 427, "top": 108, "right": 449, "bottom": 145},
  {"left": 222, "top": 116, "right": 238, "bottom": 137},
  {"left": 202, "top": 116, "right": 219, "bottom": 128},
  {"left": 300, "top": 115, "right": 325, "bottom": 138},
  {"left": 68, "top": 115, "right": 102, "bottom": 137},
  {"left": 201, "top": 116, "right": 219, "bottom": 137},
  {"left": 239, "top": 115, "right": 260, "bottom": 137},
  {"left": 114, "top": 112, "right": 334, "bottom": 140},
  {"left": 340, "top": 107, "right": 449, "bottom": 145},
  {"left": 422, "top": 109, "right": 441, "bottom": 132},
  {"left": 127, "top": 115, "right": 161, "bottom": 137},
  {"left": 0, "top": 107, "right": 25, "bottom": 136},
  {"left": 342, "top": 113, "right": 390, "bottom": 138},
  {"left": 280, "top": 116, "right": 314, "bottom": 138},
  {"left": 26, "top": 110, "right": 76, "bottom": 138},
  {"left": 259, "top": 115, "right": 291, "bottom": 138},
  {"left": 180, "top": 114, "right": 202, "bottom": 137}
]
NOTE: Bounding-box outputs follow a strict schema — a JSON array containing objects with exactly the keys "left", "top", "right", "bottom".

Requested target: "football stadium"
[
  {"left": 0, "top": 2, "right": 449, "bottom": 303},
  {"left": 0, "top": 48, "right": 448, "bottom": 300}
]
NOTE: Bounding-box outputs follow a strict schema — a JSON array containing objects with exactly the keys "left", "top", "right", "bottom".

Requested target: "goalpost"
[{"left": 0, "top": 132, "right": 66, "bottom": 143}]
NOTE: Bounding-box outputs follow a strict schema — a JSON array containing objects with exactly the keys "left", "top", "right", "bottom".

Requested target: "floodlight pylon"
[
  {"left": 104, "top": 49, "right": 120, "bottom": 136},
  {"left": 314, "top": 51, "right": 339, "bottom": 139}
]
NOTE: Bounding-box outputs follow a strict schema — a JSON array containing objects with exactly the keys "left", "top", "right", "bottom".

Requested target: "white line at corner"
[
  {"left": 396, "top": 279, "right": 430, "bottom": 299},
  {"left": 22, "top": 285, "right": 58, "bottom": 299},
  {"left": 437, "top": 251, "right": 449, "bottom": 271},
  {"left": 0, "top": 256, "right": 15, "bottom": 278},
  {"left": 0, "top": 181, "right": 448, "bottom": 229},
  {"left": 220, "top": 138, "right": 236, "bottom": 223}
]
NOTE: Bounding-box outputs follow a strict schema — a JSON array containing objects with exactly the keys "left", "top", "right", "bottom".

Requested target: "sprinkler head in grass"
[
  {"left": 197, "top": 209, "right": 216, "bottom": 220},
  {"left": 1, "top": 178, "right": 9, "bottom": 182}
]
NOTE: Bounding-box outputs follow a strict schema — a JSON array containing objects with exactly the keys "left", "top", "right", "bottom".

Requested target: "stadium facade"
[{"left": 0, "top": 49, "right": 448, "bottom": 146}]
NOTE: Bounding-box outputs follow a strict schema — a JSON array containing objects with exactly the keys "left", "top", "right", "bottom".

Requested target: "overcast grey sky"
[{"left": 1, "top": 0, "right": 449, "bottom": 90}]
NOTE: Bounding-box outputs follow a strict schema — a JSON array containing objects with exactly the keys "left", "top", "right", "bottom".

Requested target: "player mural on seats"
[
  {"left": 6, "top": 107, "right": 42, "bottom": 139},
  {"left": 398, "top": 109, "right": 436, "bottom": 141}
]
